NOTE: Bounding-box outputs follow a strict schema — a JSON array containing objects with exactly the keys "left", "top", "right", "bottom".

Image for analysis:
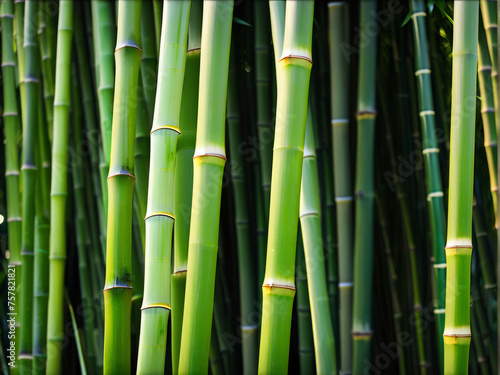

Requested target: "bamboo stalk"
[
  {"left": 443, "top": 2, "right": 479, "bottom": 373},
  {"left": 136, "top": 1, "right": 190, "bottom": 372},
  {"left": 1, "top": 3, "right": 22, "bottom": 373},
  {"left": 327, "top": 3, "right": 353, "bottom": 373},
  {"left": 259, "top": 1, "right": 314, "bottom": 373},
  {"left": 300, "top": 108, "right": 337, "bottom": 373},
  {"left": 102, "top": 1, "right": 142, "bottom": 373},
  {"left": 45, "top": 1, "right": 73, "bottom": 373},
  {"left": 177, "top": 2, "right": 233, "bottom": 372},
  {"left": 227, "top": 56, "right": 259, "bottom": 374},
  {"left": 478, "top": 14, "right": 498, "bottom": 217},
  {"left": 410, "top": 2, "right": 447, "bottom": 367},
  {"left": 18, "top": 1, "right": 40, "bottom": 372},
  {"left": 171, "top": 2, "right": 202, "bottom": 373},
  {"left": 351, "top": 1, "right": 377, "bottom": 372}
]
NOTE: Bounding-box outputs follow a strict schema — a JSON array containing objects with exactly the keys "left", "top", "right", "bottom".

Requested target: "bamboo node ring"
[
  {"left": 141, "top": 303, "right": 171, "bottom": 311},
  {"left": 262, "top": 283, "right": 296, "bottom": 291},
  {"left": 145, "top": 212, "right": 175, "bottom": 221}
]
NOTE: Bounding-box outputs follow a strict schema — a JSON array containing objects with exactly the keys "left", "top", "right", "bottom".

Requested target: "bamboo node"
[
  {"left": 7, "top": 216, "right": 21, "bottom": 222},
  {"left": 141, "top": 303, "right": 171, "bottom": 311},
  {"left": 356, "top": 110, "right": 377, "bottom": 119},
  {"left": 151, "top": 125, "right": 181, "bottom": 134},
  {"left": 422, "top": 148, "right": 439, "bottom": 154},
  {"left": 335, "top": 196, "right": 353, "bottom": 202},
  {"left": 2, "top": 111, "right": 18, "bottom": 117},
  {"left": 415, "top": 68, "right": 431, "bottom": 76},
  {"left": 5, "top": 171, "right": 20, "bottom": 176},
  {"left": 481, "top": 107, "right": 495, "bottom": 113},
  {"left": 262, "top": 283, "right": 296, "bottom": 291},
  {"left": 21, "top": 164, "right": 37, "bottom": 170},
  {"left": 0, "top": 13, "right": 14, "bottom": 19},
  {"left": 107, "top": 167, "right": 135, "bottom": 179},
  {"left": 433, "top": 263, "right": 447, "bottom": 269},
  {"left": 145, "top": 212, "right": 175, "bottom": 221},
  {"left": 331, "top": 118, "right": 349, "bottom": 125},
  {"left": 174, "top": 269, "right": 187, "bottom": 275},
  {"left": 278, "top": 54, "right": 313, "bottom": 65},
  {"left": 192, "top": 152, "right": 227, "bottom": 161},
  {"left": 478, "top": 65, "right": 493, "bottom": 72},
  {"left": 338, "top": 282, "right": 353, "bottom": 288},
  {"left": 187, "top": 47, "right": 201, "bottom": 53},
  {"left": 115, "top": 40, "right": 142, "bottom": 53},
  {"left": 419, "top": 110, "right": 435, "bottom": 117},
  {"left": 1, "top": 62, "right": 15, "bottom": 67},
  {"left": 351, "top": 331, "right": 372, "bottom": 338},
  {"left": 411, "top": 11, "right": 427, "bottom": 18}
]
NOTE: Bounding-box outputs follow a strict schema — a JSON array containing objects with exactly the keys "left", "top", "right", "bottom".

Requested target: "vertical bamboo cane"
[
  {"left": 327, "top": 3, "right": 353, "bottom": 373},
  {"left": 171, "top": 2, "right": 202, "bottom": 373},
  {"left": 443, "top": 2, "right": 478, "bottom": 373},
  {"left": 177, "top": 2, "right": 233, "bottom": 372},
  {"left": 45, "top": 1, "right": 73, "bottom": 373},
  {"left": 18, "top": 2, "right": 39, "bottom": 372},
  {"left": 1, "top": 2, "right": 22, "bottom": 373},
  {"left": 136, "top": 1, "right": 190, "bottom": 372},
  {"left": 103, "top": 1, "right": 142, "bottom": 373},
  {"left": 351, "top": 1, "right": 377, "bottom": 372},
  {"left": 258, "top": 1, "right": 314, "bottom": 373}
]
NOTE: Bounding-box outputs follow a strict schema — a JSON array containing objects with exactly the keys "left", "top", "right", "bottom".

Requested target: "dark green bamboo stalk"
[
  {"left": 443, "top": 2, "right": 478, "bottom": 373},
  {"left": 410, "top": 2, "right": 447, "bottom": 367},
  {"left": 71, "top": 63, "right": 97, "bottom": 375},
  {"left": 1, "top": 2, "right": 22, "bottom": 373},
  {"left": 327, "top": 3, "right": 353, "bottom": 373},
  {"left": 32, "top": 80, "right": 51, "bottom": 375},
  {"left": 177, "top": 2, "right": 233, "bottom": 372},
  {"left": 45, "top": 2, "right": 73, "bottom": 373},
  {"left": 14, "top": 0, "right": 26, "bottom": 124},
  {"left": 254, "top": 1, "right": 273, "bottom": 220},
  {"left": 351, "top": 1, "right": 377, "bottom": 372},
  {"left": 38, "top": 3, "right": 55, "bottom": 144},
  {"left": 227, "top": 57, "right": 258, "bottom": 374},
  {"left": 136, "top": 1, "right": 190, "bottom": 372},
  {"left": 258, "top": 2, "right": 314, "bottom": 373},
  {"left": 18, "top": 2, "right": 40, "bottom": 372},
  {"left": 171, "top": 2, "right": 201, "bottom": 373},
  {"left": 103, "top": 1, "right": 142, "bottom": 373}
]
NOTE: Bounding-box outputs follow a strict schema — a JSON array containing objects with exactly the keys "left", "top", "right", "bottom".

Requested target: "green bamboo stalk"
[
  {"left": 300, "top": 108, "right": 337, "bottom": 374},
  {"left": 410, "top": 2, "right": 446, "bottom": 367},
  {"left": 18, "top": 1, "right": 40, "bottom": 372},
  {"left": 477, "top": 21, "right": 498, "bottom": 219},
  {"left": 1, "top": 2, "right": 22, "bottom": 373},
  {"left": 171, "top": 2, "right": 201, "bottom": 372},
  {"left": 32, "top": 84, "right": 51, "bottom": 375},
  {"left": 443, "top": 2, "right": 479, "bottom": 373},
  {"left": 136, "top": 1, "right": 190, "bottom": 372},
  {"left": 254, "top": 1, "right": 273, "bottom": 220},
  {"left": 258, "top": 2, "right": 314, "bottom": 373},
  {"left": 227, "top": 56, "right": 259, "bottom": 375},
  {"left": 45, "top": 2, "right": 73, "bottom": 373},
  {"left": 38, "top": 2, "right": 55, "bottom": 144},
  {"left": 91, "top": 0, "right": 115, "bottom": 227},
  {"left": 296, "top": 230, "right": 315, "bottom": 374},
  {"left": 351, "top": 1, "right": 377, "bottom": 372},
  {"left": 177, "top": 2, "right": 233, "bottom": 372},
  {"left": 71, "top": 63, "right": 98, "bottom": 375},
  {"left": 327, "top": 3, "right": 353, "bottom": 373},
  {"left": 103, "top": 1, "right": 142, "bottom": 373},
  {"left": 152, "top": 0, "right": 162, "bottom": 55}
]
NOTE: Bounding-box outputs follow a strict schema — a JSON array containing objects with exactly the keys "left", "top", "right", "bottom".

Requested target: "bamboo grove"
[{"left": 2, "top": 0, "right": 500, "bottom": 374}]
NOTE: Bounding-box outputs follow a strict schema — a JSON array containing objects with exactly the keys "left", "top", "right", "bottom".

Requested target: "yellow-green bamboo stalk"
[
  {"left": 443, "top": 2, "right": 479, "bottom": 373},
  {"left": 45, "top": 1, "right": 73, "bottom": 373},
  {"left": 103, "top": 1, "right": 142, "bottom": 373},
  {"left": 136, "top": 1, "right": 190, "bottom": 372},
  {"left": 258, "top": 1, "right": 314, "bottom": 373},
  {"left": 177, "top": 2, "right": 233, "bottom": 372}
]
